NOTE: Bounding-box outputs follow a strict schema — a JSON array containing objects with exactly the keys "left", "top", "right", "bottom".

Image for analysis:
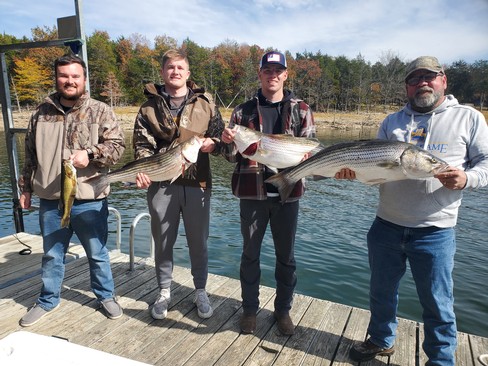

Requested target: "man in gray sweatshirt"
[{"left": 340, "top": 56, "right": 488, "bottom": 365}]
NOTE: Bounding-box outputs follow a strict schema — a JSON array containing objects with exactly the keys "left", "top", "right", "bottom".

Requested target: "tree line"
[{"left": 1, "top": 26, "right": 487, "bottom": 113}]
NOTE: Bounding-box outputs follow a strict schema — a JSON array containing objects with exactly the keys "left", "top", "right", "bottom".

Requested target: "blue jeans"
[
  {"left": 367, "top": 217, "right": 457, "bottom": 366},
  {"left": 37, "top": 198, "right": 115, "bottom": 310}
]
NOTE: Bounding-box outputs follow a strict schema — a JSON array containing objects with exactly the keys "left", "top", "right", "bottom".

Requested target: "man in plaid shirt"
[{"left": 221, "top": 51, "right": 315, "bottom": 336}]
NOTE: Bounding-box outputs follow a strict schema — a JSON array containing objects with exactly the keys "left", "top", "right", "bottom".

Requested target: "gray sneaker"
[
  {"left": 19, "top": 303, "right": 60, "bottom": 327},
  {"left": 151, "top": 288, "right": 170, "bottom": 320},
  {"left": 194, "top": 289, "right": 213, "bottom": 319},
  {"left": 99, "top": 298, "right": 123, "bottom": 319}
]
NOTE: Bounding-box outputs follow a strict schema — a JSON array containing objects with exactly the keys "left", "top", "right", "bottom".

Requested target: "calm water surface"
[{"left": 1, "top": 129, "right": 487, "bottom": 337}]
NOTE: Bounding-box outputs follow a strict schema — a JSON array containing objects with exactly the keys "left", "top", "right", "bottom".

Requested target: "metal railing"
[{"left": 129, "top": 212, "right": 154, "bottom": 271}]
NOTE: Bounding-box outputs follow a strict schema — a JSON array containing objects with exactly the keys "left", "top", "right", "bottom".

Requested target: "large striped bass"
[
  {"left": 265, "top": 139, "right": 449, "bottom": 202},
  {"left": 232, "top": 125, "right": 324, "bottom": 169},
  {"left": 60, "top": 159, "right": 77, "bottom": 228},
  {"left": 87, "top": 136, "right": 202, "bottom": 193}
]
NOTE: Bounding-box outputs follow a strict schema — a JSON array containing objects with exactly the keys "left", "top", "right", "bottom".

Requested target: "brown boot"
[
  {"left": 240, "top": 312, "right": 256, "bottom": 334},
  {"left": 273, "top": 311, "right": 295, "bottom": 335}
]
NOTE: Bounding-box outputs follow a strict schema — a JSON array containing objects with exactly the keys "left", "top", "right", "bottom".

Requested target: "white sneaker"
[
  {"left": 194, "top": 289, "right": 213, "bottom": 319},
  {"left": 151, "top": 288, "right": 170, "bottom": 320}
]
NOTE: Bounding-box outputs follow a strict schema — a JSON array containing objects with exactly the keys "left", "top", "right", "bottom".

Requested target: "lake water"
[{"left": 1, "top": 128, "right": 487, "bottom": 338}]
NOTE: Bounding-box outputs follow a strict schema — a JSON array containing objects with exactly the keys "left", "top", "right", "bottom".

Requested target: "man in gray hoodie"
[{"left": 340, "top": 56, "right": 488, "bottom": 365}]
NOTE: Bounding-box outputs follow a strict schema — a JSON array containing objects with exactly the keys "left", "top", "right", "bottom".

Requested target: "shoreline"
[{"left": 1, "top": 107, "right": 386, "bottom": 133}]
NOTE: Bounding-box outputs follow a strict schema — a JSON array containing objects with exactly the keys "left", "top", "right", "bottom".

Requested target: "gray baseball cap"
[{"left": 405, "top": 56, "right": 444, "bottom": 80}]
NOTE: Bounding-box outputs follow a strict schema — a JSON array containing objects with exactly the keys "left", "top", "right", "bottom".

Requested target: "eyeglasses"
[{"left": 406, "top": 72, "right": 443, "bottom": 86}]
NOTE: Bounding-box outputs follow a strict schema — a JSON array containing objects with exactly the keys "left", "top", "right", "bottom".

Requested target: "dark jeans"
[{"left": 239, "top": 198, "right": 298, "bottom": 314}]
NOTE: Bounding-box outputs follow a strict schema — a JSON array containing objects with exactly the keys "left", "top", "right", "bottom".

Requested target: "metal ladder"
[{"left": 109, "top": 207, "right": 153, "bottom": 271}]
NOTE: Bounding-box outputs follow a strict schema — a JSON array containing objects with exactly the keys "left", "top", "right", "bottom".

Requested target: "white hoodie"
[{"left": 376, "top": 94, "right": 488, "bottom": 228}]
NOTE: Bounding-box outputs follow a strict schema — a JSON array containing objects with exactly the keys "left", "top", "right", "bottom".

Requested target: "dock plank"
[{"left": 0, "top": 233, "right": 487, "bottom": 365}]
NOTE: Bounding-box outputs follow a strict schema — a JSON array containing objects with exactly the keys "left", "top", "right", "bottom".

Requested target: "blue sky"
[{"left": 1, "top": 0, "right": 487, "bottom": 65}]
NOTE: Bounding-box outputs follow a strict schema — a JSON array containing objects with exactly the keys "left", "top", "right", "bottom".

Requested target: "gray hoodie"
[{"left": 376, "top": 94, "right": 488, "bottom": 228}]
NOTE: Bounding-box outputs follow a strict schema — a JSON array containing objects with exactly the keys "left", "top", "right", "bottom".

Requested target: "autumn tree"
[
  {"left": 154, "top": 34, "right": 178, "bottom": 65},
  {"left": 115, "top": 34, "right": 159, "bottom": 104},
  {"left": 100, "top": 71, "right": 124, "bottom": 107},
  {"left": 293, "top": 56, "right": 322, "bottom": 110},
  {"left": 13, "top": 56, "right": 52, "bottom": 104},
  {"left": 26, "top": 26, "right": 66, "bottom": 78},
  {"left": 1, "top": 27, "right": 485, "bottom": 111}
]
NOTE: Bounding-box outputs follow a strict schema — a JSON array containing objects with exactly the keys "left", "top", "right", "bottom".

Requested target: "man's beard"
[
  {"left": 57, "top": 86, "right": 84, "bottom": 101},
  {"left": 410, "top": 87, "right": 442, "bottom": 112}
]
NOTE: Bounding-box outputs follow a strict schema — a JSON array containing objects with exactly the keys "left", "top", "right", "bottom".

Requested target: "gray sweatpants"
[{"left": 147, "top": 182, "right": 210, "bottom": 290}]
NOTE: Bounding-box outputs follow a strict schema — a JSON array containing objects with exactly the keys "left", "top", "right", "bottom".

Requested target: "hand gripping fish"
[
  {"left": 265, "top": 139, "right": 450, "bottom": 202},
  {"left": 232, "top": 125, "right": 324, "bottom": 169},
  {"left": 86, "top": 136, "right": 203, "bottom": 194},
  {"left": 60, "top": 159, "right": 77, "bottom": 228}
]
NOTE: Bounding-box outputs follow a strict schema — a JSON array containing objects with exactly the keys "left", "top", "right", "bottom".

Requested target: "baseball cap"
[
  {"left": 405, "top": 56, "right": 444, "bottom": 80},
  {"left": 259, "top": 51, "right": 287, "bottom": 69}
]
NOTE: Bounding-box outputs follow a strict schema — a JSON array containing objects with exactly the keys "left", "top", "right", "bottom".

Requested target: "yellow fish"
[{"left": 60, "top": 159, "right": 77, "bottom": 228}]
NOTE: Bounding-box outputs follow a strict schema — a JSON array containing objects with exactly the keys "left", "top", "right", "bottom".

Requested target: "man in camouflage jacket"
[
  {"left": 133, "top": 49, "right": 224, "bottom": 321},
  {"left": 19, "top": 54, "right": 125, "bottom": 327}
]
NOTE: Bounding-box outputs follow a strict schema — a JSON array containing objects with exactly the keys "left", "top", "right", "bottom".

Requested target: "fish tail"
[
  {"left": 265, "top": 172, "right": 297, "bottom": 202},
  {"left": 85, "top": 174, "right": 109, "bottom": 196}
]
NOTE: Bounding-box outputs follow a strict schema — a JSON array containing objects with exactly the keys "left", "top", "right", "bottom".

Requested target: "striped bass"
[
  {"left": 265, "top": 139, "right": 449, "bottom": 202},
  {"left": 87, "top": 136, "right": 202, "bottom": 193},
  {"left": 60, "top": 159, "right": 77, "bottom": 228},
  {"left": 233, "top": 125, "right": 324, "bottom": 169}
]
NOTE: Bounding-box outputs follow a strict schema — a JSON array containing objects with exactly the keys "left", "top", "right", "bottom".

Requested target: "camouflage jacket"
[
  {"left": 21, "top": 92, "right": 125, "bottom": 200},
  {"left": 133, "top": 81, "right": 224, "bottom": 189},
  {"left": 222, "top": 90, "right": 315, "bottom": 201}
]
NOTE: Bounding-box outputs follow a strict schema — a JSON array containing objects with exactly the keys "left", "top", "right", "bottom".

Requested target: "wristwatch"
[{"left": 86, "top": 148, "right": 95, "bottom": 160}]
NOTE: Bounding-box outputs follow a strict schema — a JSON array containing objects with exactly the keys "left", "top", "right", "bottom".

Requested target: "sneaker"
[
  {"left": 99, "top": 298, "right": 123, "bottom": 319},
  {"left": 239, "top": 312, "right": 257, "bottom": 334},
  {"left": 273, "top": 311, "right": 295, "bottom": 335},
  {"left": 151, "top": 288, "right": 170, "bottom": 320},
  {"left": 194, "top": 289, "right": 213, "bottom": 319},
  {"left": 19, "top": 303, "right": 60, "bottom": 327},
  {"left": 349, "top": 338, "right": 395, "bottom": 362}
]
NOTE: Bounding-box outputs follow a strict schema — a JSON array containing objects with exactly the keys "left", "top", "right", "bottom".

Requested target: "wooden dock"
[{"left": 1, "top": 232, "right": 487, "bottom": 365}]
